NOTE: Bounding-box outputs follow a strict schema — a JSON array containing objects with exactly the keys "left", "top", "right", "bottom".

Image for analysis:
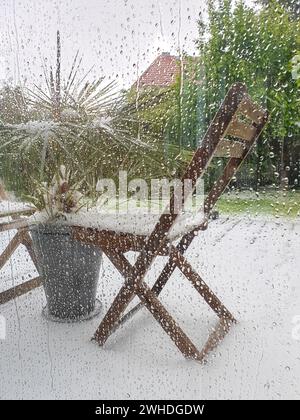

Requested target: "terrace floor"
[{"left": 1, "top": 215, "right": 300, "bottom": 399}]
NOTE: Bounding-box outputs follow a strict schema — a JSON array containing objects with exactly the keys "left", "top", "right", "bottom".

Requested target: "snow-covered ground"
[{"left": 0, "top": 215, "right": 300, "bottom": 400}]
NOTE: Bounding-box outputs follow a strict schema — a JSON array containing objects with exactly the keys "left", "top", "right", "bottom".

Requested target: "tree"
[
  {"left": 256, "top": 0, "right": 300, "bottom": 18},
  {"left": 0, "top": 84, "right": 28, "bottom": 124},
  {"left": 0, "top": 84, "right": 29, "bottom": 194},
  {"left": 196, "top": 0, "right": 300, "bottom": 188}
]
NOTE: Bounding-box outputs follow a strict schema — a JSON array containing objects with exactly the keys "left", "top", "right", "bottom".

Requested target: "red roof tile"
[{"left": 137, "top": 53, "right": 180, "bottom": 88}]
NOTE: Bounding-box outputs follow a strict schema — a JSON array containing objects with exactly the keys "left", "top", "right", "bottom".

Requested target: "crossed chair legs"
[
  {"left": 0, "top": 215, "right": 236, "bottom": 361},
  {"left": 93, "top": 241, "right": 236, "bottom": 362},
  {"left": 0, "top": 224, "right": 236, "bottom": 361}
]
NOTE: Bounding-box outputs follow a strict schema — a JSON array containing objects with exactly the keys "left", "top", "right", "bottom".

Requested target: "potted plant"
[
  {"left": 29, "top": 166, "right": 103, "bottom": 322},
  {"left": 0, "top": 32, "right": 153, "bottom": 322},
  {"left": 0, "top": 32, "right": 193, "bottom": 322}
]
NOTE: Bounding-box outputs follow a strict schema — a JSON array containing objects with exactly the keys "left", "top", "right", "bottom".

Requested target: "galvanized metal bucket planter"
[{"left": 30, "top": 224, "right": 102, "bottom": 322}]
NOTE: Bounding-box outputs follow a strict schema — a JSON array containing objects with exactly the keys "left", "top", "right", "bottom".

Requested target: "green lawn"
[
  {"left": 216, "top": 190, "right": 300, "bottom": 218},
  {"left": 95, "top": 190, "right": 300, "bottom": 219}
]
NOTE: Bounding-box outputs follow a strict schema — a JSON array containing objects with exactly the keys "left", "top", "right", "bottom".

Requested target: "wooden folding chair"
[
  {"left": 0, "top": 194, "right": 41, "bottom": 305},
  {"left": 71, "top": 83, "right": 268, "bottom": 362}
]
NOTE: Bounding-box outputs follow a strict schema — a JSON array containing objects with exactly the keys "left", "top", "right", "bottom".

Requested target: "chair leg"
[
  {"left": 136, "top": 280, "right": 203, "bottom": 360},
  {"left": 112, "top": 257, "right": 176, "bottom": 331},
  {"left": 93, "top": 283, "right": 135, "bottom": 345},
  {"left": 95, "top": 247, "right": 203, "bottom": 360},
  {"left": 151, "top": 258, "right": 175, "bottom": 296},
  {"left": 115, "top": 244, "right": 236, "bottom": 331},
  {"left": 112, "top": 259, "right": 175, "bottom": 331},
  {"left": 95, "top": 245, "right": 236, "bottom": 360},
  {"left": 95, "top": 243, "right": 235, "bottom": 359},
  {"left": 199, "top": 317, "right": 234, "bottom": 362},
  {"left": 116, "top": 228, "right": 209, "bottom": 326},
  {"left": 171, "top": 247, "right": 236, "bottom": 322}
]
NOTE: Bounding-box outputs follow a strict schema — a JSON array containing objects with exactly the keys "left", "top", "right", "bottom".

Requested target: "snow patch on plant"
[{"left": 6, "top": 120, "right": 59, "bottom": 140}]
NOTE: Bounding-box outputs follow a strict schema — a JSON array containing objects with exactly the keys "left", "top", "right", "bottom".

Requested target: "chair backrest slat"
[
  {"left": 238, "top": 94, "right": 266, "bottom": 124},
  {"left": 215, "top": 138, "right": 245, "bottom": 158},
  {"left": 226, "top": 119, "right": 256, "bottom": 141}
]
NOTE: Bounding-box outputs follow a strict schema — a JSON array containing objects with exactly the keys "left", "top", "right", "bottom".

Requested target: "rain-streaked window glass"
[{"left": 0, "top": 0, "right": 299, "bottom": 401}]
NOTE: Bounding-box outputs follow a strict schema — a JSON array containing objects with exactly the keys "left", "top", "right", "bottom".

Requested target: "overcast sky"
[{"left": 0, "top": 0, "right": 210, "bottom": 89}]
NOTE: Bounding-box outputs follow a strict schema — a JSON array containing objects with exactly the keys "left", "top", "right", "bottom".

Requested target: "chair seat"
[{"left": 30, "top": 207, "right": 207, "bottom": 242}]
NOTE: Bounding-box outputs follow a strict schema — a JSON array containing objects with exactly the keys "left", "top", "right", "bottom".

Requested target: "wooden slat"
[
  {"left": 0, "top": 219, "right": 30, "bottom": 233},
  {"left": 72, "top": 226, "right": 171, "bottom": 256},
  {"left": 0, "top": 276, "right": 42, "bottom": 305},
  {"left": 72, "top": 226, "right": 145, "bottom": 253},
  {"left": 0, "top": 207, "right": 36, "bottom": 219},
  {"left": 136, "top": 280, "right": 203, "bottom": 360},
  {"left": 215, "top": 138, "right": 245, "bottom": 158},
  {"left": 171, "top": 247, "right": 236, "bottom": 321},
  {"left": 226, "top": 119, "right": 256, "bottom": 141},
  {"left": 0, "top": 231, "right": 26, "bottom": 270},
  {"left": 238, "top": 95, "right": 265, "bottom": 124}
]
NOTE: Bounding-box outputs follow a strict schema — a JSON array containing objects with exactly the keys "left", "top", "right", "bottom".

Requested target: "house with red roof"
[
  {"left": 134, "top": 52, "right": 201, "bottom": 89},
  {"left": 136, "top": 52, "right": 180, "bottom": 88},
  {"left": 131, "top": 52, "right": 202, "bottom": 150}
]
